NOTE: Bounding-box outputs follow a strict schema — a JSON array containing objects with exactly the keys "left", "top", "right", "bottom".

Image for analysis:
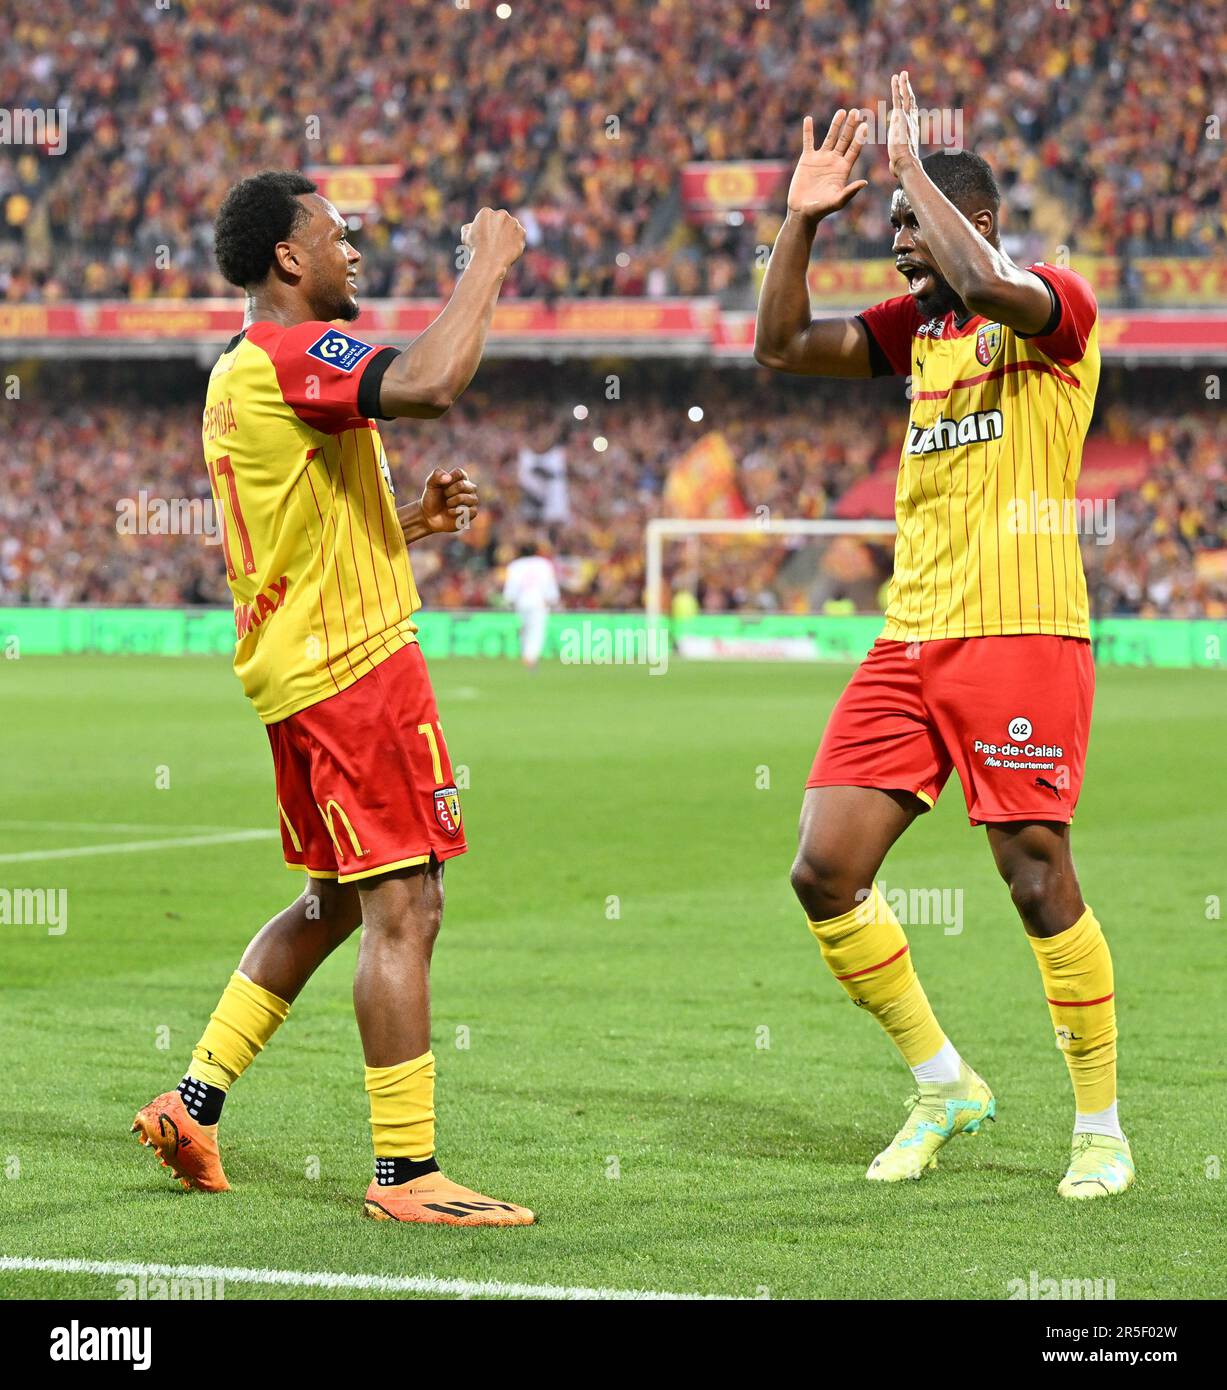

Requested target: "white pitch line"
[
  {"left": 0, "top": 1256, "right": 739, "bottom": 1302},
  {"left": 0, "top": 820, "right": 247, "bottom": 834},
  {"left": 0, "top": 830, "right": 277, "bottom": 864}
]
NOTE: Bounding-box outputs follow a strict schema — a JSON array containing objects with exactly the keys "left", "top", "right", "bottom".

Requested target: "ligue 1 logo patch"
[
  {"left": 975, "top": 323, "right": 1002, "bottom": 366},
  {"left": 305, "top": 329, "right": 375, "bottom": 373},
  {"left": 434, "top": 785, "right": 462, "bottom": 838}
]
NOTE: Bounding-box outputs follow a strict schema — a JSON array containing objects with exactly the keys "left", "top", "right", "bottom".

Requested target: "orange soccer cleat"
[
  {"left": 363, "top": 1171, "right": 534, "bottom": 1226},
  {"left": 131, "top": 1090, "right": 230, "bottom": 1193}
]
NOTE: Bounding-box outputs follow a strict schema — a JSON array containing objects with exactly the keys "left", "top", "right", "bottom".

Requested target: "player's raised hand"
[
  {"left": 887, "top": 70, "right": 922, "bottom": 177},
  {"left": 786, "top": 109, "right": 870, "bottom": 221},
  {"left": 420, "top": 466, "right": 479, "bottom": 534},
  {"left": 460, "top": 207, "right": 526, "bottom": 273}
]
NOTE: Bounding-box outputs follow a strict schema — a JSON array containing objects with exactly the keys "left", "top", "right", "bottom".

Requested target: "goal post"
[{"left": 643, "top": 517, "right": 899, "bottom": 625}]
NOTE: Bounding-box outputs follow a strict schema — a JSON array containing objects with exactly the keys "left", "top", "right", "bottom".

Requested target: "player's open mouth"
[{"left": 897, "top": 259, "right": 933, "bottom": 298}]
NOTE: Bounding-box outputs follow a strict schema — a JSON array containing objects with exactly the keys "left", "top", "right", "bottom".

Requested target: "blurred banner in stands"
[
  {"left": 304, "top": 164, "right": 403, "bottom": 216},
  {"left": 3, "top": 300, "right": 1222, "bottom": 361},
  {"left": 681, "top": 161, "right": 789, "bottom": 223},
  {"left": 745, "top": 255, "right": 1227, "bottom": 307}
]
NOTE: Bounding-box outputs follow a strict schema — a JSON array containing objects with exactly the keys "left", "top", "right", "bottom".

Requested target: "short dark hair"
[
  {"left": 214, "top": 171, "right": 318, "bottom": 288},
  {"left": 921, "top": 150, "right": 1000, "bottom": 216}
]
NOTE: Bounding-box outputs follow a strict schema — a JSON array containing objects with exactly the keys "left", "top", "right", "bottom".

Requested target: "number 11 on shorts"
[{"left": 417, "top": 722, "right": 444, "bottom": 783}]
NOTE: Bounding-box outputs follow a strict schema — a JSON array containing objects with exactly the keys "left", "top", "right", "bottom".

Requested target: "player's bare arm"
[
  {"left": 378, "top": 208, "right": 526, "bottom": 419},
  {"left": 887, "top": 70, "right": 1052, "bottom": 333},
  {"left": 397, "top": 467, "right": 479, "bottom": 545},
  {"left": 754, "top": 109, "right": 876, "bottom": 377},
  {"left": 230, "top": 191, "right": 525, "bottom": 420}
]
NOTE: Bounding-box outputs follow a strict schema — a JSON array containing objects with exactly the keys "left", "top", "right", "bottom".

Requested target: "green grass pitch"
[{"left": 1, "top": 650, "right": 1223, "bottom": 1299}]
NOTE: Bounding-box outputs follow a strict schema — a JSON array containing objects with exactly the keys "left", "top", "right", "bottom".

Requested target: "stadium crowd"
[
  {"left": 2, "top": 0, "right": 1223, "bottom": 305},
  {"left": 3, "top": 366, "right": 1223, "bottom": 622}
]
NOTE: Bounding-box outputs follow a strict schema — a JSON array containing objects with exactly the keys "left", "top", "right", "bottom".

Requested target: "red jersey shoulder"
[
  {"left": 858, "top": 293, "right": 921, "bottom": 375},
  {"left": 246, "top": 321, "right": 394, "bottom": 433},
  {"left": 1020, "top": 264, "right": 1098, "bottom": 367}
]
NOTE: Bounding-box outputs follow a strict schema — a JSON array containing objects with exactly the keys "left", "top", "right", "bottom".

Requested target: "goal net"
[{"left": 644, "top": 517, "right": 898, "bottom": 660}]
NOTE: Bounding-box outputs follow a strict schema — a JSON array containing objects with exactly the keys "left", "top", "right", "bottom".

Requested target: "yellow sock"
[
  {"left": 186, "top": 970, "right": 290, "bottom": 1091},
  {"left": 808, "top": 885, "right": 946, "bottom": 1068},
  {"left": 1028, "top": 906, "right": 1117, "bottom": 1114},
  {"left": 365, "top": 1051, "right": 436, "bottom": 1159}
]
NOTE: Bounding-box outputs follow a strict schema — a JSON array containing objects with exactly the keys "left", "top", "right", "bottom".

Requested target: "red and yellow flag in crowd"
[{"left": 663, "top": 431, "right": 748, "bottom": 519}]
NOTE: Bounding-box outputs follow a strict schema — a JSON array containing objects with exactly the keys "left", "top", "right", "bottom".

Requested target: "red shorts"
[
  {"left": 808, "top": 636, "right": 1094, "bottom": 825},
  {"left": 267, "top": 641, "right": 467, "bottom": 883}
]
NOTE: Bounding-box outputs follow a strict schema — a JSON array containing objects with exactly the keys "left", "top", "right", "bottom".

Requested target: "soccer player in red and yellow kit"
[
  {"left": 755, "top": 74, "right": 1132, "bottom": 1199},
  {"left": 132, "top": 172, "right": 535, "bottom": 1225}
]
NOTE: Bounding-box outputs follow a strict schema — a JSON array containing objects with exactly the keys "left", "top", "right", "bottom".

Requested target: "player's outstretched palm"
[
  {"left": 787, "top": 108, "right": 869, "bottom": 220},
  {"left": 887, "top": 71, "right": 922, "bottom": 177}
]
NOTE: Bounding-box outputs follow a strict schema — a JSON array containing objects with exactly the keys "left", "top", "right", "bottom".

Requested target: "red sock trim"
[
  {"left": 835, "top": 943, "right": 909, "bottom": 981},
  {"left": 1046, "top": 991, "right": 1115, "bottom": 1007}
]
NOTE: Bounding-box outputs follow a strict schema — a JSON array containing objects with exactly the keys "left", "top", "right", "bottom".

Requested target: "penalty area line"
[
  {"left": 0, "top": 819, "right": 247, "bottom": 834},
  {"left": 0, "top": 829, "right": 278, "bottom": 864},
  {"left": 0, "top": 1255, "right": 741, "bottom": 1301}
]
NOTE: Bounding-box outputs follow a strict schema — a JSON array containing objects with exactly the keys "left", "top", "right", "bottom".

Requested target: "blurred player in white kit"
[{"left": 503, "top": 543, "right": 560, "bottom": 669}]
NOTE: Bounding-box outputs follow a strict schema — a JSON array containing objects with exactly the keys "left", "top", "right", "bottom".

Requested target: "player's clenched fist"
[
  {"left": 787, "top": 109, "right": 870, "bottom": 221},
  {"left": 460, "top": 207, "right": 526, "bottom": 272},
  {"left": 419, "top": 466, "right": 479, "bottom": 534}
]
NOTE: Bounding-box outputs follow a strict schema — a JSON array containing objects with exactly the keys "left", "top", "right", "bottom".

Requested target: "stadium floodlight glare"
[{"left": 643, "top": 516, "right": 898, "bottom": 624}]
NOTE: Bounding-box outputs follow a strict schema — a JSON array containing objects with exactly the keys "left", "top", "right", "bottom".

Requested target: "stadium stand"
[
  {"left": 3, "top": 364, "right": 1222, "bottom": 620},
  {"left": 2, "top": 0, "right": 1224, "bottom": 303}
]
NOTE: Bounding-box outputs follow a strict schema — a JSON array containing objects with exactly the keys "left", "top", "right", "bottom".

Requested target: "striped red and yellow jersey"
[
  {"left": 859, "top": 264, "right": 1100, "bottom": 641},
  {"left": 202, "top": 320, "right": 418, "bottom": 723}
]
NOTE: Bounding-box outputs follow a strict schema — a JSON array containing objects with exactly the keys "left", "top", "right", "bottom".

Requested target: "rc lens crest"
[
  {"left": 434, "top": 785, "right": 462, "bottom": 837},
  {"left": 975, "top": 323, "right": 1002, "bottom": 366}
]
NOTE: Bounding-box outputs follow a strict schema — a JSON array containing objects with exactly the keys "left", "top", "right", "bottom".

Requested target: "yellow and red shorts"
[{"left": 266, "top": 642, "right": 467, "bottom": 882}]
